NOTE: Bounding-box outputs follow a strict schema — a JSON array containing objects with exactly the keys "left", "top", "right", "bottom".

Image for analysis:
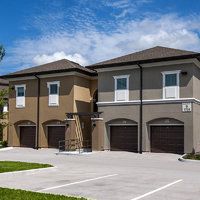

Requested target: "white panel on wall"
[
  {"left": 49, "top": 94, "right": 59, "bottom": 106},
  {"left": 16, "top": 96, "right": 25, "bottom": 108},
  {"left": 116, "top": 90, "right": 128, "bottom": 101},
  {"left": 165, "top": 86, "right": 177, "bottom": 99}
]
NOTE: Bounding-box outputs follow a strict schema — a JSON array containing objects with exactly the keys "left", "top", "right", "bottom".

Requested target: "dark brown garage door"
[
  {"left": 20, "top": 126, "right": 36, "bottom": 148},
  {"left": 110, "top": 126, "right": 138, "bottom": 152},
  {"left": 151, "top": 126, "right": 184, "bottom": 154},
  {"left": 48, "top": 126, "right": 65, "bottom": 148}
]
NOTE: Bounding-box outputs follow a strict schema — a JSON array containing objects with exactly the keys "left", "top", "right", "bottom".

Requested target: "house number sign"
[{"left": 182, "top": 103, "right": 192, "bottom": 112}]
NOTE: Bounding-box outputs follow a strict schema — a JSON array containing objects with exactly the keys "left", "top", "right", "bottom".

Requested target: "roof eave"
[
  {"left": 0, "top": 68, "right": 97, "bottom": 79},
  {"left": 86, "top": 54, "right": 200, "bottom": 69}
]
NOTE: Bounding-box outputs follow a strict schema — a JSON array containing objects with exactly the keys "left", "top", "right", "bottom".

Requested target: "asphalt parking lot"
[{"left": 0, "top": 148, "right": 199, "bottom": 200}]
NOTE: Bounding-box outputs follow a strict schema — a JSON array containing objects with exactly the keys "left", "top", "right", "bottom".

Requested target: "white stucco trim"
[
  {"left": 162, "top": 70, "right": 181, "bottom": 99},
  {"left": 149, "top": 124, "right": 184, "bottom": 126},
  {"left": 18, "top": 125, "right": 36, "bottom": 127},
  {"left": 113, "top": 75, "right": 130, "bottom": 102},
  {"left": 47, "top": 81, "right": 60, "bottom": 106},
  {"left": 97, "top": 98, "right": 200, "bottom": 106},
  {"left": 108, "top": 124, "right": 137, "bottom": 126},
  {"left": 46, "top": 124, "right": 65, "bottom": 126},
  {"left": 15, "top": 84, "right": 26, "bottom": 108}
]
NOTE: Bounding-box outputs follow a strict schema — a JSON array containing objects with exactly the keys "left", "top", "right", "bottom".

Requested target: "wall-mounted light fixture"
[{"left": 181, "top": 71, "right": 187, "bottom": 76}]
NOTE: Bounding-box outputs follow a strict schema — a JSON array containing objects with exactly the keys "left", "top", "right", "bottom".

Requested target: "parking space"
[{"left": 0, "top": 148, "right": 199, "bottom": 200}]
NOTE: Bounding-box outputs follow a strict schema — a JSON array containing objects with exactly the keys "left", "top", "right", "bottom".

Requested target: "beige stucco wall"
[
  {"left": 98, "top": 63, "right": 195, "bottom": 102},
  {"left": 97, "top": 61, "right": 200, "bottom": 153},
  {"left": 99, "top": 103, "right": 194, "bottom": 153},
  {"left": 192, "top": 103, "right": 200, "bottom": 153}
]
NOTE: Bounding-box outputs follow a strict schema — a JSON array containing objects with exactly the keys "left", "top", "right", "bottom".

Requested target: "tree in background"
[
  {"left": 0, "top": 45, "right": 5, "bottom": 61},
  {"left": 0, "top": 45, "right": 8, "bottom": 145}
]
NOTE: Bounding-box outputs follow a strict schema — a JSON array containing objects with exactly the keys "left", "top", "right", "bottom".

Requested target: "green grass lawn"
[
  {"left": 0, "top": 188, "right": 86, "bottom": 200},
  {"left": 183, "top": 153, "right": 200, "bottom": 160},
  {"left": 0, "top": 161, "right": 53, "bottom": 173}
]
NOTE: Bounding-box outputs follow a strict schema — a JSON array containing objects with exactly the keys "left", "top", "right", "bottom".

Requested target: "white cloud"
[
  {"left": 2, "top": 14, "right": 200, "bottom": 73},
  {"left": 33, "top": 51, "right": 88, "bottom": 65}
]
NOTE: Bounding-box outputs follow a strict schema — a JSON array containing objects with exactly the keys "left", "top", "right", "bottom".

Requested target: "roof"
[
  {"left": 87, "top": 46, "right": 200, "bottom": 69},
  {"left": 1, "top": 59, "right": 97, "bottom": 78},
  {"left": 0, "top": 78, "right": 8, "bottom": 86}
]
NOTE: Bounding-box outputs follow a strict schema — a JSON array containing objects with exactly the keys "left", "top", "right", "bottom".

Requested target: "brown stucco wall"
[
  {"left": 8, "top": 74, "right": 97, "bottom": 148},
  {"left": 39, "top": 76, "right": 74, "bottom": 147},
  {"left": 9, "top": 79, "right": 38, "bottom": 146}
]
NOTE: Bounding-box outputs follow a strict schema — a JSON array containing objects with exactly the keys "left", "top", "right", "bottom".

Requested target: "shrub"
[{"left": 0, "top": 140, "right": 7, "bottom": 147}]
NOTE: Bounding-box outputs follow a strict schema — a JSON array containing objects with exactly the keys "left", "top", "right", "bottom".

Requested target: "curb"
[
  {"left": 0, "top": 166, "right": 57, "bottom": 175},
  {"left": 0, "top": 147, "right": 13, "bottom": 152},
  {"left": 178, "top": 154, "right": 200, "bottom": 163}
]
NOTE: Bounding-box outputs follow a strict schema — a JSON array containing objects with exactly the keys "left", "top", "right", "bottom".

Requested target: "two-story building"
[
  {"left": 1, "top": 59, "right": 98, "bottom": 149},
  {"left": 87, "top": 46, "right": 200, "bottom": 154},
  {"left": 2, "top": 46, "right": 200, "bottom": 154}
]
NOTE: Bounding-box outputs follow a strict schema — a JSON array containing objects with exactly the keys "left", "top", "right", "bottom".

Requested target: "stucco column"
[
  {"left": 91, "top": 118, "right": 104, "bottom": 151},
  {"left": 65, "top": 119, "right": 76, "bottom": 140}
]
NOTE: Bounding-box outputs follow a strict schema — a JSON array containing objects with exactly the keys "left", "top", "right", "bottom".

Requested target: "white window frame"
[
  {"left": 47, "top": 81, "right": 60, "bottom": 106},
  {"left": 162, "top": 70, "right": 181, "bottom": 99},
  {"left": 113, "top": 75, "right": 130, "bottom": 102},
  {"left": 15, "top": 84, "right": 26, "bottom": 108}
]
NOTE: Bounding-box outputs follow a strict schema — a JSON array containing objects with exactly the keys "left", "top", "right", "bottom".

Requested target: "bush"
[
  {"left": 183, "top": 152, "right": 200, "bottom": 160},
  {"left": 0, "top": 140, "right": 7, "bottom": 147}
]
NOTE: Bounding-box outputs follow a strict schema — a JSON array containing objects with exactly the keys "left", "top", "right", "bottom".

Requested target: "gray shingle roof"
[
  {"left": 2, "top": 59, "right": 96, "bottom": 78},
  {"left": 87, "top": 46, "right": 200, "bottom": 68}
]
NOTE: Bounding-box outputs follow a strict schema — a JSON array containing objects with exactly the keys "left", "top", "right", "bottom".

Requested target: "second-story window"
[
  {"left": 162, "top": 70, "right": 180, "bottom": 99},
  {"left": 47, "top": 81, "right": 60, "bottom": 106},
  {"left": 15, "top": 85, "right": 26, "bottom": 108},
  {"left": 114, "top": 75, "right": 129, "bottom": 102}
]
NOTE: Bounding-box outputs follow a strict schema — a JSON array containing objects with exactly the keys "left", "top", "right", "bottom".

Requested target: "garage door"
[
  {"left": 110, "top": 126, "right": 138, "bottom": 152},
  {"left": 48, "top": 126, "right": 65, "bottom": 148},
  {"left": 20, "top": 126, "right": 36, "bottom": 148},
  {"left": 151, "top": 126, "right": 184, "bottom": 154}
]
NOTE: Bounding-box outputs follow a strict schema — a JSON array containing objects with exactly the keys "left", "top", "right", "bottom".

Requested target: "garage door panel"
[
  {"left": 20, "top": 126, "right": 36, "bottom": 148},
  {"left": 151, "top": 126, "right": 184, "bottom": 154},
  {"left": 48, "top": 126, "right": 65, "bottom": 148},
  {"left": 110, "top": 126, "right": 138, "bottom": 152}
]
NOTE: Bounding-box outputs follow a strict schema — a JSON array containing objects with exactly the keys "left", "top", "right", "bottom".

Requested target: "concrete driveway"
[{"left": 0, "top": 148, "right": 199, "bottom": 200}]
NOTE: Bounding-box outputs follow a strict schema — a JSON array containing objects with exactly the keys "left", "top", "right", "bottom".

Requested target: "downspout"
[
  {"left": 137, "top": 64, "right": 143, "bottom": 154},
  {"left": 34, "top": 75, "right": 40, "bottom": 149}
]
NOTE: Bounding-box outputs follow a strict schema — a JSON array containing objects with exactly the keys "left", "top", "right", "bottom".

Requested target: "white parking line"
[
  {"left": 37, "top": 174, "right": 118, "bottom": 192},
  {"left": 130, "top": 179, "right": 183, "bottom": 200}
]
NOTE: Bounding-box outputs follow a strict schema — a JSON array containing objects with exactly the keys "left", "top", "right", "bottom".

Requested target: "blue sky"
[{"left": 0, "top": 0, "right": 200, "bottom": 75}]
